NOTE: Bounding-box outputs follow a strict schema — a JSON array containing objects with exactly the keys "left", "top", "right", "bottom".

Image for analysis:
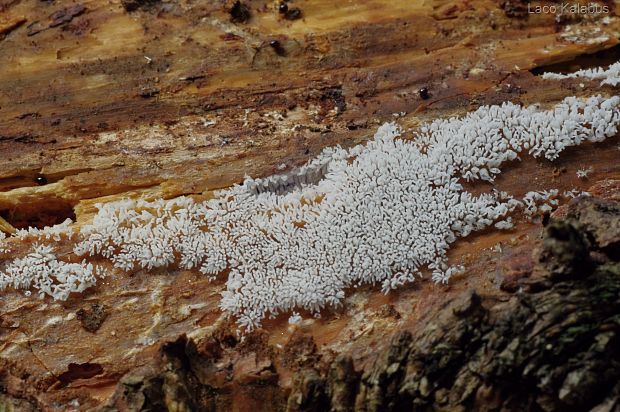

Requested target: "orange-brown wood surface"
[{"left": 0, "top": 0, "right": 619, "bottom": 409}]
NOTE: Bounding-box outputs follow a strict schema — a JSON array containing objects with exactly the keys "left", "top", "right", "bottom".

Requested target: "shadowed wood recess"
[{"left": 0, "top": 0, "right": 619, "bottom": 410}]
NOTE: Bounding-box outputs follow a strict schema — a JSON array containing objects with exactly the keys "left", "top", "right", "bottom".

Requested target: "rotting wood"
[{"left": 0, "top": 0, "right": 619, "bottom": 410}]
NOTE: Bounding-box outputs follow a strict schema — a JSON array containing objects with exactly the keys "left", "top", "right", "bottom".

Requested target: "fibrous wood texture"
[{"left": 0, "top": 0, "right": 619, "bottom": 410}]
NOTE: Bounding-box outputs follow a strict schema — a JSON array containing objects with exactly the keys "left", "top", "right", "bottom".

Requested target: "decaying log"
[
  {"left": 9, "top": 192, "right": 614, "bottom": 412},
  {"left": 0, "top": 0, "right": 619, "bottom": 410}
]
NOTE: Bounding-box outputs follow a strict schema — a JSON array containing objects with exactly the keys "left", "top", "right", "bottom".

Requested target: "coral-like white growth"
[
  {"left": 562, "top": 189, "right": 591, "bottom": 198},
  {"left": 14, "top": 218, "right": 74, "bottom": 242},
  {"left": 542, "top": 60, "right": 620, "bottom": 87},
  {"left": 1, "top": 94, "right": 619, "bottom": 330},
  {"left": 522, "top": 190, "right": 560, "bottom": 216},
  {"left": 73, "top": 196, "right": 227, "bottom": 276},
  {"left": 0, "top": 231, "right": 8, "bottom": 254},
  {"left": 0, "top": 244, "right": 101, "bottom": 300},
  {"left": 494, "top": 217, "right": 514, "bottom": 230},
  {"left": 288, "top": 312, "right": 303, "bottom": 325},
  {"left": 576, "top": 167, "right": 593, "bottom": 179}
]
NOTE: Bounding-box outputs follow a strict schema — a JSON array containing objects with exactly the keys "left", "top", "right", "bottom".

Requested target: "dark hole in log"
[
  {"left": 0, "top": 200, "right": 76, "bottom": 230},
  {"left": 530, "top": 44, "right": 620, "bottom": 76},
  {"left": 57, "top": 363, "right": 103, "bottom": 387}
]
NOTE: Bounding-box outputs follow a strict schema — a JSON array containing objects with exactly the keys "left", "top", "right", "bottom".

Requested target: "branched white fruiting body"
[
  {"left": 245, "top": 150, "right": 334, "bottom": 196},
  {"left": 563, "top": 189, "right": 590, "bottom": 199},
  {"left": 0, "top": 232, "right": 8, "bottom": 254},
  {"left": 288, "top": 312, "right": 303, "bottom": 325},
  {"left": 0, "top": 244, "right": 101, "bottom": 300},
  {"left": 494, "top": 217, "right": 514, "bottom": 230},
  {"left": 542, "top": 60, "right": 620, "bottom": 87},
  {"left": 522, "top": 190, "right": 560, "bottom": 216},
  {"left": 13, "top": 218, "right": 74, "bottom": 242},
  {"left": 576, "top": 167, "right": 593, "bottom": 179},
  {"left": 1, "top": 94, "right": 619, "bottom": 330}
]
